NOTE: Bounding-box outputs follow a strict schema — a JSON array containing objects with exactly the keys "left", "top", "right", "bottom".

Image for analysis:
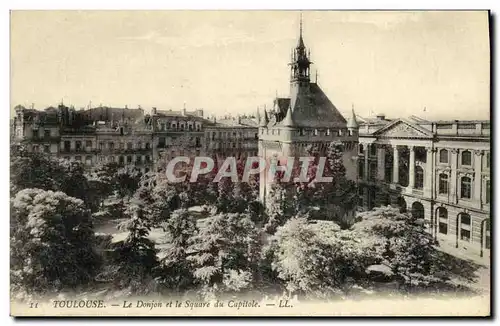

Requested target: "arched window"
[
  {"left": 461, "top": 150, "right": 472, "bottom": 166},
  {"left": 437, "top": 207, "right": 448, "bottom": 234},
  {"left": 439, "top": 149, "right": 448, "bottom": 163},
  {"left": 415, "top": 166, "right": 424, "bottom": 189},
  {"left": 460, "top": 176, "right": 472, "bottom": 199},
  {"left": 438, "top": 173, "right": 449, "bottom": 194}
]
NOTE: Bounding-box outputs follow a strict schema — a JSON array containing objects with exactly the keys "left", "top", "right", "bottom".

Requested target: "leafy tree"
[
  {"left": 10, "top": 189, "right": 100, "bottom": 295},
  {"left": 156, "top": 209, "right": 198, "bottom": 293},
  {"left": 266, "top": 217, "right": 380, "bottom": 299},
  {"left": 107, "top": 202, "right": 160, "bottom": 294},
  {"left": 187, "top": 212, "right": 259, "bottom": 298},
  {"left": 353, "top": 206, "right": 446, "bottom": 290}
]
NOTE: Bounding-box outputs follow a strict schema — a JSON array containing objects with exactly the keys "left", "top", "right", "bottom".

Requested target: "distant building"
[
  {"left": 357, "top": 114, "right": 491, "bottom": 257},
  {"left": 12, "top": 104, "right": 258, "bottom": 173}
]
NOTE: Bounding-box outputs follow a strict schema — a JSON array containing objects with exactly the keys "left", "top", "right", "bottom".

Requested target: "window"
[
  {"left": 461, "top": 150, "right": 472, "bottom": 166},
  {"left": 85, "top": 140, "right": 92, "bottom": 149},
  {"left": 359, "top": 144, "right": 364, "bottom": 155},
  {"left": 439, "top": 149, "right": 448, "bottom": 164},
  {"left": 254, "top": 133, "right": 258, "bottom": 140},
  {"left": 137, "top": 142, "right": 142, "bottom": 149},
  {"left": 44, "top": 129, "right": 51, "bottom": 138},
  {"left": 145, "top": 155, "right": 151, "bottom": 162},
  {"left": 127, "top": 142, "right": 133, "bottom": 150},
  {"left": 326, "top": 129, "right": 330, "bottom": 136},
  {"left": 85, "top": 156, "right": 92, "bottom": 165},
  {"left": 159, "top": 137, "right": 166, "bottom": 148},
  {"left": 99, "top": 142, "right": 104, "bottom": 150},
  {"left": 64, "top": 141, "right": 71, "bottom": 151},
  {"left": 460, "top": 176, "right": 472, "bottom": 199},
  {"left": 460, "top": 214, "right": 471, "bottom": 241},
  {"left": 109, "top": 156, "right": 115, "bottom": 162},
  {"left": 145, "top": 142, "right": 151, "bottom": 150},
  {"left": 189, "top": 125, "right": 193, "bottom": 131},
  {"left": 486, "top": 153, "right": 490, "bottom": 169},
  {"left": 370, "top": 145, "right": 377, "bottom": 156},
  {"left": 108, "top": 142, "right": 114, "bottom": 150},
  {"left": 415, "top": 166, "right": 424, "bottom": 189},
  {"left": 119, "top": 156, "right": 124, "bottom": 164},
  {"left": 75, "top": 156, "right": 82, "bottom": 161},
  {"left": 119, "top": 142, "right": 124, "bottom": 150},
  {"left": 127, "top": 156, "right": 132, "bottom": 164},
  {"left": 358, "top": 162, "right": 364, "bottom": 179},
  {"left": 195, "top": 137, "right": 201, "bottom": 147},
  {"left": 196, "top": 125, "right": 201, "bottom": 131},
  {"left": 438, "top": 173, "right": 449, "bottom": 194},
  {"left": 161, "top": 123, "right": 165, "bottom": 131},
  {"left": 299, "top": 128, "right": 304, "bottom": 136},
  {"left": 180, "top": 124, "right": 185, "bottom": 131},
  {"left": 99, "top": 156, "right": 104, "bottom": 162},
  {"left": 75, "top": 141, "right": 82, "bottom": 151},
  {"left": 438, "top": 207, "right": 448, "bottom": 234},
  {"left": 369, "top": 162, "right": 377, "bottom": 181},
  {"left": 136, "top": 155, "right": 142, "bottom": 163},
  {"left": 485, "top": 180, "right": 490, "bottom": 204}
]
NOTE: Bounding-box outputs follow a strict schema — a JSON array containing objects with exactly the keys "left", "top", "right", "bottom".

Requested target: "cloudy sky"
[{"left": 10, "top": 11, "right": 490, "bottom": 120}]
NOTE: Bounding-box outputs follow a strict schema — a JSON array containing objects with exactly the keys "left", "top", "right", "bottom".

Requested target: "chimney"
[{"left": 376, "top": 113, "right": 386, "bottom": 121}]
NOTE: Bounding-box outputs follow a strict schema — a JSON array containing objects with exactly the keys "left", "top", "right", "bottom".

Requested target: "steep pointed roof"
[
  {"left": 281, "top": 106, "right": 295, "bottom": 127},
  {"left": 288, "top": 83, "right": 347, "bottom": 128},
  {"left": 347, "top": 108, "right": 359, "bottom": 129},
  {"left": 259, "top": 109, "right": 269, "bottom": 127}
]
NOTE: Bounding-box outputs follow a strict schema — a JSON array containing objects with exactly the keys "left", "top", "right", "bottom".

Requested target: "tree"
[
  {"left": 266, "top": 217, "right": 381, "bottom": 299},
  {"left": 107, "top": 202, "right": 160, "bottom": 294},
  {"left": 187, "top": 212, "right": 259, "bottom": 298},
  {"left": 156, "top": 209, "right": 198, "bottom": 293},
  {"left": 10, "top": 189, "right": 100, "bottom": 295},
  {"left": 11, "top": 150, "right": 92, "bottom": 207},
  {"left": 353, "top": 206, "right": 446, "bottom": 290}
]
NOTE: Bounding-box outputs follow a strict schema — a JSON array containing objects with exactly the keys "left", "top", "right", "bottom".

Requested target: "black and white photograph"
[{"left": 8, "top": 10, "right": 491, "bottom": 316}]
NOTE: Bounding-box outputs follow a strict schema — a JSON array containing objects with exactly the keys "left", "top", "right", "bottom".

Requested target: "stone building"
[
  {"left": 258, "top": 19, "right": 359, "bottom": 203},
  {"left": 12, "top": 104, "right": 258, "bottom": 174},
  {"left": 357, "top": 114, "right": 491, "bottom": 257}
]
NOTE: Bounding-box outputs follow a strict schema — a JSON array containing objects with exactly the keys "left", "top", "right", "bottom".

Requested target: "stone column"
[
  {"left": 424, "top": 147, "right": 434, "bottom": 199},
  {"left": 450, "top": 149, "right": 458, "bottom": 203},
  {"left": 377, "top": 146, "right": 385, "bottom": 181},
  {"left": 392, "top": 145, "right": 399, "bottom": 185},
  {"left": 408, "top": 145, "right": 415, "bottom": 189},
  {"left": 474, "top": 150, "right": 483, "bottom": 207},
  {"left": 364, "top": 144, "right": 370, "bottom": 181}
]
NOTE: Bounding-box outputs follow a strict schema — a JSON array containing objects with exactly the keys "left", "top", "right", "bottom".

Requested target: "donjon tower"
[{"left": 258, "top": 16, "right": 360, "bottom": 203}]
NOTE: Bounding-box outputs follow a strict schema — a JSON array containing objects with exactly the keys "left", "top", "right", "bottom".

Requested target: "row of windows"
[
  {"left": 63, "top": 155, "right": 152, "bottom": 164},
  {"left": 438, "top": 174, "right": 490, "bottom": 203},
  {"left": 438, "top": 149, "right": 490, "bottom": 169},
  {"left": 210, "top": 131, "right": 258, "bottom": 140},
  {"left": 158, "top": 122, "right": 202, "bottom": 131},
  {"left": 261, "top": 128, "right": 354, "bottom": 137},
  {"left": 62, "top": 140, "right": 152, "bottom": 151},
  {"left": 436, "top": 208, "right": 490, "bottom": 248}
]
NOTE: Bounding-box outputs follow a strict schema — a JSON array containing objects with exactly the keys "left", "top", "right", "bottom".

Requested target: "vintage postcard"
[{"left": 9, "top": 10, "right": 491, "bottom": 317}]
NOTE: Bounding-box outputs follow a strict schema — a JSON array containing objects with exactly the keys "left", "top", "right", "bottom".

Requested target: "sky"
[{"left": 10, "top": 11, "right": 490, "bottom": 120}]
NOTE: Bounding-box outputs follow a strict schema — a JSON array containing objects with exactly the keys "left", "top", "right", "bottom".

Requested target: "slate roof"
[{"left": 282, "top": 82, "right": 347, "bottom": 128}]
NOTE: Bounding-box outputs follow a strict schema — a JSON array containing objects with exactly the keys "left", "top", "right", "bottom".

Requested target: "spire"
[
  {"left": 256, "top": 107, "right": 261, "bottom": 122},
  {"left": 259, "top": 108, "right": 269, "bottom": 127},
  {"left": 347, "top": 104, "right": 359, "bottom": 129},
  {"left": 282, "top": 105, "right": 294, "bottom": 127},
  {"left": 297, "top": 12, "right": 305, "bottom": 49}
]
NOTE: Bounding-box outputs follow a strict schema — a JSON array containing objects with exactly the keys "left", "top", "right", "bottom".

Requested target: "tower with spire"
[{"left": 258, "top": 13, "right": 359, "bottom": 202}]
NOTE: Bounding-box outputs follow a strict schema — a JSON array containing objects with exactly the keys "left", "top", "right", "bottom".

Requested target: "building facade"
[
  {"left": 258, "top": 20, "right": 359, "bottom": 203},
  {"left": 357, "top": 115, "right": 491, "bottom": 257},
  {"left": 12, "top": 104, "right": 258, "bottom": 173}
]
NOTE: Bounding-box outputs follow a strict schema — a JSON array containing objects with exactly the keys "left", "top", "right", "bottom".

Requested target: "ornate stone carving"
[
  {"left": 474, "top": 150, "right": 484, "bottom": 156},
  {"left": 450, "top": 148, "right": 458, "bottom": 154},
  {"left": 380, "top": 122, "right": 428, "bottom": 138}
]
